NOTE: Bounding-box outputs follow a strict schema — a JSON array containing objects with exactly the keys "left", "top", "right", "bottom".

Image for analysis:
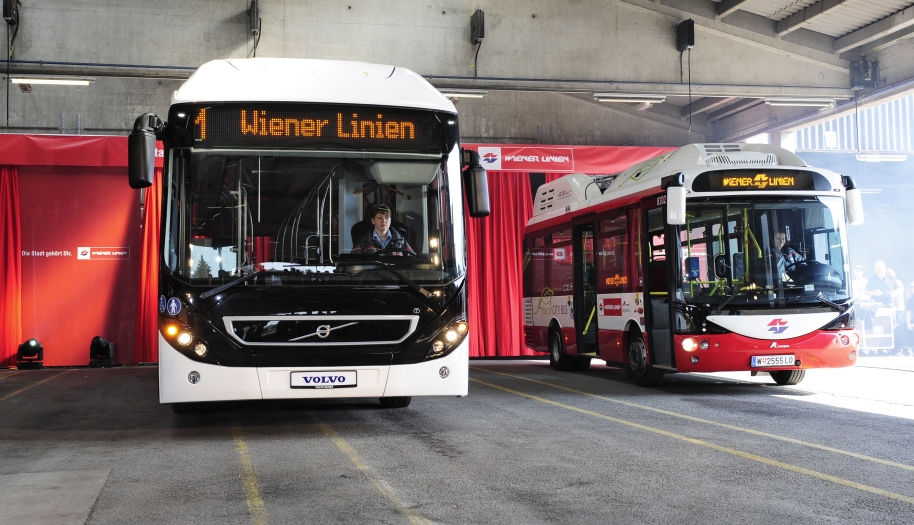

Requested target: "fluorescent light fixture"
[
  {"left": 8, "top": 75, "right": 95, "bottom": 86},
  {"left": 764, "top": 97, "right": 834, "bottom": 107},
  {"left": 439, "top": 89, "right": 487, "bottom": 98},
  {"left": 594, "top": 93, "right": 666, "bottom": 104},
  {"left": 856, "top": 153, "right": 908, "bottom": 163}
]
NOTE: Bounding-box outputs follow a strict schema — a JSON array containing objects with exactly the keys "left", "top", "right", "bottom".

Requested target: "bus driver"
[
  {"left": 351, "top": 204, "right": 415, "bottom": 256},
  {"left": 773, "top": 231, "right": 804, "bottom": 282}
]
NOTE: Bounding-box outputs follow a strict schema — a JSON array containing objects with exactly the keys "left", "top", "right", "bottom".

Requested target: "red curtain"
[
  {"left": 134, "top": 169, "right": 163, "bottom": 364},
  {"left": 1, "top": 166, "right": 22, "bottom": 367},
  {"left": 466, "top": 171, "right": 537, "bottom": 357}
]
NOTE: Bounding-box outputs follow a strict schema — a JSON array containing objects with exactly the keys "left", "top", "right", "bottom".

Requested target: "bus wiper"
[
  {"left": 200, "top": 271, "right": 271, "bottom": 299},
  {"left": 342, "top": 260, "right": 436, "bottom": 303},
  {"left": 709, "top": 285, "right": 761, "bottom": 315},
  {"left": 816, "top": 293, "right": 845, "bottom": 313}
]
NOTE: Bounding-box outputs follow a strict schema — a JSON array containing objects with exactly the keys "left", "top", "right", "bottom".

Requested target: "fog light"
[
  {"left": 690, "top": 356, "right": 699, "bottom": 364},
  {"left": 188, "top": 371, "right": 201, "bottom": 384},
  {"left": 682, "top": 338, "right": 697, "bottom": 352},
  {"left": 439, "top": 366, "right": 450, "bottom": 378},
  {"left": 699, "top": 339, "right": 710, "bottom": 350},
  {"left": 432, "top": 341, "right": 445, "bottom": 353},
  {"left": 457, "top": 322, "right": 468, "bottom": 334},
  {"left": 445, "top": 329, "right": 459, "bottom": 343},
  {"left": 194, "top": 343, "right": 208, "bottom": 357},
  {"left": 176, "top": 332, "right": 193, "bottom": 346},
  {"left": 851, "top": 332, "right": 860, "bottom": 345},
  {"left": 840, "top": 335, "right": 850, "bottom": 345},
  {"left": 849, "top": 350, "right": 856, "bottom": 360}
]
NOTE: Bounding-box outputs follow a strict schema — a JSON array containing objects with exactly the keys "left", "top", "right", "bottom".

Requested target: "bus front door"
[
  {"left": 645, "top": 206, "right": 676, "bottom": 369},
  {"left": 573, "top": 222, "right": 598, "bottom": 356}
]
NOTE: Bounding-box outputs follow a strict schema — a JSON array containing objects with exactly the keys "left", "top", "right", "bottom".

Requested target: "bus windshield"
[
  {"left": 674, "top": 196, "right": 851, "bottom": 305},
  {"left": 162, "top": 150, "right": 465, "bottom": 286}
]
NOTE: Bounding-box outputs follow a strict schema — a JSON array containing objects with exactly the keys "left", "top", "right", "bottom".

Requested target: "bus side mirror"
[
  {"left": 666, "top": 186, "right": 686, "bottom": 225},
  {"left": 846, "top": 189, "right": 864, "bottom": 225},
  {"left": 461, "top": 149, "right": 490, "bottom": 218},
  {"left": 128, "top": 113, "right": 163, "bottom": 189},
  {"left": 842, "top": 176, "right": 864, "bottom": 225}
]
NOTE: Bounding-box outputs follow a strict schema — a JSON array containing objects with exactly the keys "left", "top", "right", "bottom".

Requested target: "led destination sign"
[
  {"left": 691, "top": 169, "right": 830, "bottom": 192},
  {"left": 178, "top": 104, "right": 447, "bottom": 152}
]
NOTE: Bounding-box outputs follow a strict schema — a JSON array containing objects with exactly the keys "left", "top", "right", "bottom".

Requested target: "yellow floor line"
[
  {"left": 0, "top": 370, "right": 70, "bottom": 402},
  {"left": 313, "top": 416, "right": 432, "bottom": 525},
  {"left": 472, "top": 366, "right": 914, "bottom": 472},
  {"left": 231, "top": 426, "right": 268, "bottom": 525},
  {"left": 471, "top": 377, "right": 914, "bottom": 506}
]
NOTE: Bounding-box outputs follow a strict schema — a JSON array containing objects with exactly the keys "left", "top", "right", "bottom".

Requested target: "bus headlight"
[
  {"left": 682, "top": 338, "right": 698, "bottom": 352},
  {"left": 194, "top": 343, "right": 208, "bottom": 357},
  {"left": 176, "top": 332, "right": 193, "bottom": 346},
  {"left": 427, "top": 319, "right": 468, "bottom": 358}
]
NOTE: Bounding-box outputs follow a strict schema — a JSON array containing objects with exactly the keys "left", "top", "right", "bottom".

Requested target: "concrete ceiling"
[{"left": 2, "top": 0, "right": 913, "bottom": 147}]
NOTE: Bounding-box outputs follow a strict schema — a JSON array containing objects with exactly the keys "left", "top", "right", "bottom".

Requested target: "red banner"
[{"left": 464, "top": 144, "right": 674, "bottom": 174}]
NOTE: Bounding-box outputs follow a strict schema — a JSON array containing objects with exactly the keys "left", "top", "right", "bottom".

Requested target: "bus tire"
[
  {"left": 379, "top": 396, "right": 412, "bottom": 408},
  {"left": 626, "top": 332, "right": 665, "bottom": 387},
  {"left": 171, "top": 402, "right": 197, "bottom": 414},
  {"left": 549, "top": 330, "right": 575, "bottom": 371},
  {"left": 769, "top": 370, "right": 805, "bottom": 386},
  {"left": 572, "top": 357, "right": 592, "bottom": 371}
]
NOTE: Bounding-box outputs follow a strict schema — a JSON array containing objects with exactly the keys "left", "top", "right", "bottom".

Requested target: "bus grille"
[{"left": 223, "top": 315, "right": 419, "bottom": 346}]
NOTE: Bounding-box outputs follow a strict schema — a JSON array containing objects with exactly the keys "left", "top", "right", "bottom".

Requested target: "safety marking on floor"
[
  {"left": 312, "top": 414, "right": 432, "bottom": 525},
  {"left": 471, "top": 377, "right": 914, "bottom": 506},
  {"left": 472, "top": 367, "right": 914, "bottom": 473},
  {"left": 0, "top": 370, "right": 71, "bottom": 402},
  {"left": 231, "top": 426, "right": 268, "bottom": 525},
  {"left": 0, "top": 372, "right": 18, "bottom": 382}
]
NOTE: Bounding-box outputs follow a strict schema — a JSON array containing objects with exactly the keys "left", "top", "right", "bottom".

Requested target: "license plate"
[
  {"left": 291, "top": 371, "right": 357, "bottom": 389},
  {"left": 750, "top": 354, "right": 796, "bottom": 367}
]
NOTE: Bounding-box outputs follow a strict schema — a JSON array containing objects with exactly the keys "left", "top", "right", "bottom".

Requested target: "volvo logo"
[
  {"left": 289, "top": 321, "right": 359, "bottom": 341},
  {"left": 316, "top": 325, "right": 331, "bottom": 338}
]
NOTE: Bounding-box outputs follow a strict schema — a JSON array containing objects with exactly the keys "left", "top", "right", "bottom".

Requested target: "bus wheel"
[
  {"left": 550, "top": 330, "right": 575, "bottom": 371},
  {"left": 379, "top": 396, "right": 412, "bottom": 408},
  {"left": 171, "top": 403, "right": 197, "bottom": 414},
  {"left": 626, "top": 333, "right": 665, "bottom": 387},
  {"left": 769, "top": 370, "right": 805, "bottom": 386}
]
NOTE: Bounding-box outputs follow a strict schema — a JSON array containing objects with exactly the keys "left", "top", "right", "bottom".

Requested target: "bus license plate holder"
[
  {"left": 750, "top": 354, "right": 796, "bottom": 367},
  {"left": 291, "top": 371, "right": 357, "bottom": 389}
]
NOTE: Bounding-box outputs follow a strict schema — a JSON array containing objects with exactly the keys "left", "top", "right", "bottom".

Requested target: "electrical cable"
[
  {"left": 473, "top": 40, "right": 482, "bottom": 79},
  {"left": 687, "top": 48, "right": 692, "bottom": 135},
  {"left": 253, "top": 18, "right": 262, "bottom": 57}
]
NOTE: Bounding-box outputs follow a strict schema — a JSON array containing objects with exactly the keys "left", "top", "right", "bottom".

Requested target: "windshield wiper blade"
[
  {"left": 342, "top": 261, "right": 436, "bottom": 304},
  {"left": 199, "top": 271, "right": 274, "bottom": 299},
  {"left": 816, "top": 293, "right": 845, "bottom": 312}
]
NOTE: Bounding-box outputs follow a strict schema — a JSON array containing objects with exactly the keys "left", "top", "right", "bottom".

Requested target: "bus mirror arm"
[
  {"left": 461, "top": 149, "right": 490, "bottom": 218},
  {"left": 128, "top": 113, "right": 164, "bottom": 189}
]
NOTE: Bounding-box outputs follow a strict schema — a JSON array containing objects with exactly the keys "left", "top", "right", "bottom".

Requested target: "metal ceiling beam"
[
  {"left": 680, "top": 97, "right": 738, "bottom": 117},
  {"left": 707, "top": 98, "right": 764, "bottom": 121},
  {"left": 717, "top": 0, "right": 755, "bottom": 18},
  {"left": 834, "top": 6, "right": 914, "bottom": 53},
  {"left": 858, "top": 23, "right": 914, "bottom": 56},
  {"left": 776, "top": 0, "right": 847, "bottom": 36}
]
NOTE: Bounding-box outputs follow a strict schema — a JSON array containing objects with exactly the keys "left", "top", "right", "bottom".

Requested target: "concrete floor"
[{"left": 1, "top": 357, "right": 912, "bottom": 525}]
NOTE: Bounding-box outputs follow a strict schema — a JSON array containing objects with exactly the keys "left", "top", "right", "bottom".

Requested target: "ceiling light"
[
  {"left": 764, "top": 97, "right": 834, "bottom": 107},
  {"left": 594, "top": 93, "right": 666, "bottom": 104},
  {"left": 8, "top": 75, "right": 95, "bottom": 86},
  {"left": 856, "top": 154, "right": 908, "bottom": 163},
  {"left": 439, "top": 90, "right": 487, "bottom": 98}
]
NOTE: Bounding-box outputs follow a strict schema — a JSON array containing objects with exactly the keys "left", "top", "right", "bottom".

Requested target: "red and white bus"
[{"left": 522, "top": 143, "right": 864, "bottom": 386}]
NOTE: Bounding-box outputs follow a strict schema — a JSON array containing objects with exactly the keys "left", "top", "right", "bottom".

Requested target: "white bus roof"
[{"left": 171, "top": 58, "right": 456, "bottom": 113}]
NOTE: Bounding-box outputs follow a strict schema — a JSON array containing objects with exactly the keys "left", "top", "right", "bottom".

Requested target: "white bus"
[
  {"left": 128, "top": 58, "right": 489, "bottom": 412},
  {"left": 523, "top": 143, "right": 863, "bottom": 386}
]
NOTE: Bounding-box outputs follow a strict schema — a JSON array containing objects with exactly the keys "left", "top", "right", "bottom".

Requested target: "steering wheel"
[{"left": 373, "top": 246, "right": 418, "bottom": 257}]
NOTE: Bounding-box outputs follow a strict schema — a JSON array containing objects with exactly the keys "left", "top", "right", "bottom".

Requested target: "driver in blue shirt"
[{"left": 351, "top": 204, "right": 414, "bottom": 256}]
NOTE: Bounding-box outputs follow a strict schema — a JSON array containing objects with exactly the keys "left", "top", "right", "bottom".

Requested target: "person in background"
[
  {"left": 852, "top": 264, "right": 868, "bottom": 298},
  {"left": 863, "top": 260, "right": 894, "bottom": 305},
  {"left": 887, "top": 268, "right": 905, "bottom": 326}
]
